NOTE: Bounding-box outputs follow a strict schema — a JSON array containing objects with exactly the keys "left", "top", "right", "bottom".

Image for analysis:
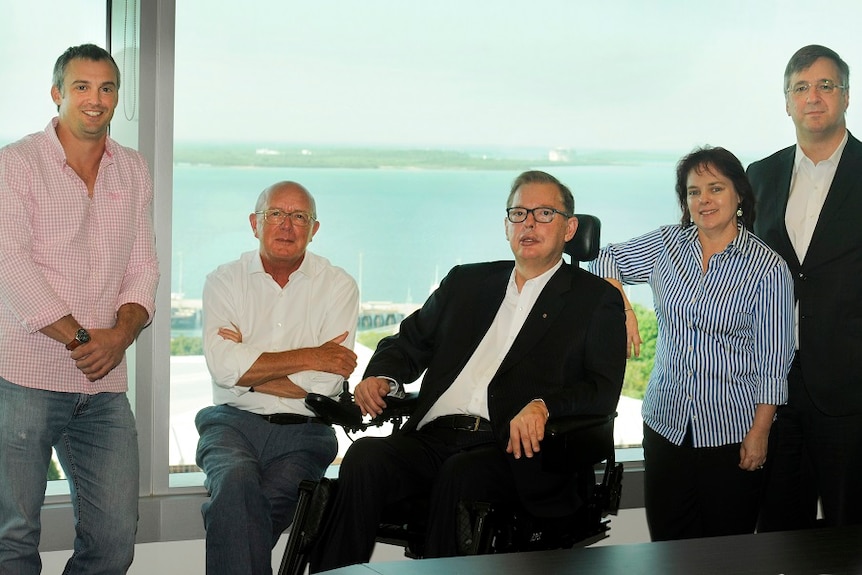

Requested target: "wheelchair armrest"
[
  {"left": 305, "top": 391, "right": 420, "bottom": 432},
  {"left": 545, "top": 413, "right": 616, "bottom": 438},
  {"left": 542, "top": 413, "right": 616, "bottom": 471},
  {"left": 305, "top": 393, "right": 364, "bottom": 430},
  {"left": 368, "top": 392, "right": 419, "bottom": 425}
]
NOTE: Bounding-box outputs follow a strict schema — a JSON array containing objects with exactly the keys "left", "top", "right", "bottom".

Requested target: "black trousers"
[
  {"left": 308, "top": 426, "right": 564, "bottom": 573},
  {"left": 643, "top": 423, "right": 763, "bottom": 541},
  {"left": 758, "top": 357, "right": 862, "bottom": 531}
]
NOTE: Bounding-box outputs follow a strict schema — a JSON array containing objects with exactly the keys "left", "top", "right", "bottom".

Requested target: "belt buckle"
[{"left": 472, "top": 417, "right": 480, "bottom": 432}]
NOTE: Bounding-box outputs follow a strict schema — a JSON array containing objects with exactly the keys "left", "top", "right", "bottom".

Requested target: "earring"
[{"left": 736, "top": 206, "right": 743, "bottom": 217}]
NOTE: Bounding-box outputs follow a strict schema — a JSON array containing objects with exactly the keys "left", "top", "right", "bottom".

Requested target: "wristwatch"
[{"left": 65, "top": 328, "right": 91, "bottom": 351}]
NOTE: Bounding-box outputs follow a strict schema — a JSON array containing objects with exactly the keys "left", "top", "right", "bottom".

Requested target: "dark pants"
[
  {"left": 309, "top": 426, "right": 516, "bottom": 573},
  {"left": 643, "top": 423, "right": 763, "bottom": 541},
  {"left": 758, "top": 358, "right": 862, "bottom": 531}
]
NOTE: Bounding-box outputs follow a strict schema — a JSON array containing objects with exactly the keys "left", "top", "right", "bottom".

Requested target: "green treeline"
[
  {"left": 622, "top": 304, "right": 656, "bottom": 401},
  {"left": 171, "top": 334, "right": 204, "bottom": 355},
  {"left": 173, "top": 143, "right": 678, "bottom": 171},
  {"left": 175, "top": 144, "right": 548, "bottom": 170}
]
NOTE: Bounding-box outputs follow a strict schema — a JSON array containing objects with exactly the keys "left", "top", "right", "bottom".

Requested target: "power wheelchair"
[{"left": 277, "top": 214, "right": 624, "bottom": 574}]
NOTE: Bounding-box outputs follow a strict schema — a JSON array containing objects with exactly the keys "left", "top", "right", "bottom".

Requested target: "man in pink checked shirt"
[{"left": 0, "top": 44, "right": 159, "bottom": 574}]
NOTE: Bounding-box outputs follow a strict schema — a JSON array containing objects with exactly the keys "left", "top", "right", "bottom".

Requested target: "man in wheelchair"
[{"left": 308, "top": 170, "right": 626, "bottom": 573}]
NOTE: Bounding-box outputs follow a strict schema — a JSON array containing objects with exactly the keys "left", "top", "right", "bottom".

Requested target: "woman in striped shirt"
[{"left": 589, "top": 146, "right": 794, "bottom": 541}]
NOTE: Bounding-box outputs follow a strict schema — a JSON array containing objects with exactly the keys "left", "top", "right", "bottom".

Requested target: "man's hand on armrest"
[{"left": 353, "top": 377, "right": 391, "bottom": 417}]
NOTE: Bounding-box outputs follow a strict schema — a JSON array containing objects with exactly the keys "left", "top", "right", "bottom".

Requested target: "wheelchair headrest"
[{"left": 564, "top": 214, "right": 601, "bottom": 262}]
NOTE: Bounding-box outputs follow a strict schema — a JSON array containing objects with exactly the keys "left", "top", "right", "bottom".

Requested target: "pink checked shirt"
[{"left": 0, "top": 118, "right": 159, "bottom": 394}]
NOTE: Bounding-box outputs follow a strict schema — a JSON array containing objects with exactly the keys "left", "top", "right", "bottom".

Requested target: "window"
[
  {"left": 10, "top": 0, "right": 862, "bottom": 551},
  {"left": 0, "top": 3, "right": 107, "bottom": 145},
  {"left": 169, "top": 1, "right": 862, "bottom": 479}
]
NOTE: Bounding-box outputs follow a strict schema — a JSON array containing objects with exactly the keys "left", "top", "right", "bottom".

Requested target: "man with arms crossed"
[
  {"left": 748, "top": 44, "right": 862, "bottom": 530},
  {"left": 196, "top": 181, "right": 359, "bottom": 574},
  {"left": 309, "top": 170, "right": 625, "bottom": 573},
  {"left": 0, "top": 44, "right": 160, "bottom": 573}
]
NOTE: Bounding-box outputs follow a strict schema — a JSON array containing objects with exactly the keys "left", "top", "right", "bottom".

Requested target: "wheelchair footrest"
[{"left": 459, "top": 501, "right": 611, "bottom": 556}]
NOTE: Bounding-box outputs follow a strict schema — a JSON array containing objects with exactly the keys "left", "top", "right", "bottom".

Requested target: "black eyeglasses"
[
  {"left": 506, "top": 206, "right": 571, "bottom": 223},
  {"left": 254, "top": 209, "right": 316, "bottom": 227}
]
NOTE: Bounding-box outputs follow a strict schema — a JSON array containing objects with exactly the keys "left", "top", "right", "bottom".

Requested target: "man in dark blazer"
[
  {"left": 309, "top": 170, "right": 625, "bottom": 573},
  {"left": 748, "top": 44, "right": 862, "bottom": 531}
]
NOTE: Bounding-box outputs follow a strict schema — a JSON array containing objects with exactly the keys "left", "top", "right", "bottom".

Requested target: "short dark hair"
[
  {"left": 52, "top": 44, "right": 121, "bottom": 94},
  {"left": 784, "top": 44, "right": 849, "bottom": 92},
  {"left": 507, "top": 170, "right": 574, "bottom": 215},
  {"left": 675, "top": 146, "right": 755, "bottom": 230}
]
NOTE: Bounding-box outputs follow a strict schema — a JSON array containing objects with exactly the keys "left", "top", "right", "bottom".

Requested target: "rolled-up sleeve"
[
  {"left": 202, "top": 271, "right": 263, "bottom": 389},
  {"left": 115, "top": 154, "right": 159, "bottom": 322},
  {"left": 753, "top": 261, "right": 794, "bottom": 406},
  {"left": 288, "top": 273, "right": 359, "bottom": 397},
  {"left": 202, "top": 252, "right": 359, "bottom": 401},
  {"left": 588, "top": 227, "right": 668, "bottom": 286}
]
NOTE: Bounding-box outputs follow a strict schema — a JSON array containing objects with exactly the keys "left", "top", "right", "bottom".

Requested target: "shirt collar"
[
  {"left": 679, "top": 223, "right": 749, "bottom": 254},
  {"left": 793, "top": 129, "right": 848, "bottom": 172},
  {"left": 250, "top": 250, "right": 315, "bottom": 281},
  {"left": 46, "top": 116, "right": 116, "bottom": 166},
  {"left": 731, "top": 224, "right": 751, "bottom": 253},
  {"left": 507, "top": 257, "right": 563, "bottom": 293},
  {"left": 46, "top": 118, "right": 66, "bottom": 164}
]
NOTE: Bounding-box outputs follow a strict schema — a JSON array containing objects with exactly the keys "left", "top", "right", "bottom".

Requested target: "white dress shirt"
[
  {"left": 202, "top": 250, "right": 359, "bottom": 416},
  {"left": 785, "top": 131, "right": 848, "bottom": 264},
  {"left": 785, "top": 130, "right": 848, "bottom": 346},
  {"left": 416, "top": 259, "right": 563, "bottom": 429}
]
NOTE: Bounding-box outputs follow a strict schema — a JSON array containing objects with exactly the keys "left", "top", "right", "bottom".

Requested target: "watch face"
[{"left": 77, "top": 328, "right": 91, "bottom": 344}]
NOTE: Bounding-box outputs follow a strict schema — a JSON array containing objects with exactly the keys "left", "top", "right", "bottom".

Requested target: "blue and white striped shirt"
[{"left": 589, "top": 225, "right": 794, "bottom": 448}]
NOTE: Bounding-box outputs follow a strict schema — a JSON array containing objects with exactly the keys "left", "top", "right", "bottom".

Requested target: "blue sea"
[{"left": 172, "top": 163, "right": 681, "bottom": 308}]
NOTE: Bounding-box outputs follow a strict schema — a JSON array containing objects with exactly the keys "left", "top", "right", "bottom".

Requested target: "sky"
[{"left": 3, "top": 1, "right": 862, "bottom": 157}]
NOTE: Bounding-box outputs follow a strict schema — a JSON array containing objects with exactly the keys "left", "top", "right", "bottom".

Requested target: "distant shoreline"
[{"left": 173, "top": 143, "right": 679, "bottom": 171}]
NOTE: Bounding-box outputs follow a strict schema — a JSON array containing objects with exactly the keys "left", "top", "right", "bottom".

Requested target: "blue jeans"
[
  {"left": 0, "top": 377, "right": 139, "bottom": 575},
  {"left": 195, "top": 405, "right": 337, "bottom": 575}
]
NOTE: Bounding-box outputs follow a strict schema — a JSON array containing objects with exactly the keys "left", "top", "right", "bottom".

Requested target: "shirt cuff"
[
  {"left": 531, "top": 398, "right": 549, "bottom": 418},
  {"left": 376, "top": 376, "right": 406, "bottom": 399}
]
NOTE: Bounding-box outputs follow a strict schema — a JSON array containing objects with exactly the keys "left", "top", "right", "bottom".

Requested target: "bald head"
[{"left": 255, "top": 181, "right": 317, "bottom": 218}]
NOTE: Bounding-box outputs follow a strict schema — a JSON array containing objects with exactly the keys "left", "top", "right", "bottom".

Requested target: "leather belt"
[
  {"left": 258, "top": 413, "right": 328, "bottom": 426},
  {"left": 426, "top": 414, "right": 492, "bottom": 432}
]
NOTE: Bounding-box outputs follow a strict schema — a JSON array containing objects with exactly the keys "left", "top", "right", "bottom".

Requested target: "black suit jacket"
[
  {"left": 364, "top": 260, "right": 626, "bottom": 513},
  {"left": 748, "top": 133, "right": 862, "bottom": 416}
]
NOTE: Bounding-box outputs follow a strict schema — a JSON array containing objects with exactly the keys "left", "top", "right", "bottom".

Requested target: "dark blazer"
[
  {"left": 364, "top": 260, "right": 626, "bottom": 513},
  {"left": 748, "top": 132, "right": 862, "bottom": 416}
]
